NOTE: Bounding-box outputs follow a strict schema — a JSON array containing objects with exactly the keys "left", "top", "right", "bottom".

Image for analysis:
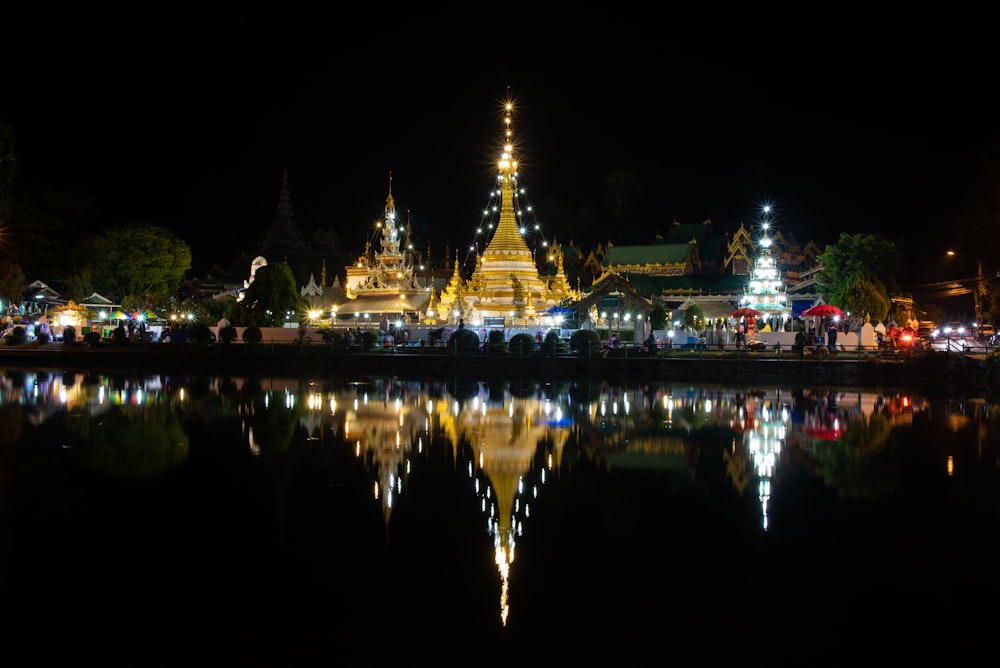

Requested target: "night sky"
[{"left": 6, "top": 7, "right": 998, "bottom": 280}]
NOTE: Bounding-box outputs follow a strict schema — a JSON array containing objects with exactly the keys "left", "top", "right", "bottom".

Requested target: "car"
[
  {"left": 978, "top": 323, "right": 995, "bottom": 341},
  {"left": 942, "top": 322, "right": 966, "bottom": 337},
  {"left": 916, "top": 321, "right": 938, "bottom": 341}
]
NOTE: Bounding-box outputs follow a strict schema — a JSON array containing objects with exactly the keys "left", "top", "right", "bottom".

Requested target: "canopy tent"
[
  {"left": 338, "top": 293, "right": 432, "bottom": 319},
  {"left": 801, "top": 304, "right": 844, "bottom": 318}
]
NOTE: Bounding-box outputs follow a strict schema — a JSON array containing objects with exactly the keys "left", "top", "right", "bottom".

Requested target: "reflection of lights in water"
[
  {"left": 743, "top": 395, "right": 788, "bottom": 532},
  {"left": 5, "top": 374, "right": 974, "bottom": 627}
]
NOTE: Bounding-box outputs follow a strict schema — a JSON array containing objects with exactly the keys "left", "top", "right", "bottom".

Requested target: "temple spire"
[{"left": 484, "top": 97, "right": 533, "bottom": 255}]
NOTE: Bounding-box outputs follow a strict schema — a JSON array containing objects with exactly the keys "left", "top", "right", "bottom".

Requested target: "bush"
[
  {"left": 62, "top": 326, "right": 77, "bottom": 344},
  {"left": 36, "top": 331, "right": 50, "bottom": 345},
  {"left": 481, "top": 329, "right": 508, "bottom": 354},
  {"left": 83, "top": 331, "right": 102, "bottom": 347},
  {"left": 448, "top": 327, "right": 482, "bottom": 354},
  {"left": 219, "top": 324, "right": 238, "bottom": 344},
  {"left": 539, "top": 330, "right": 562, "bottom": 355},
  {"left": 242, "top": 325, "right": 263, "bottom": 345},
  {"left": 359, "top": 330, "right": 380, "bottom": 350},
  {"left": 6, "top": 326, "right": 27, "bottom": 346},
  {"left": 570, "top": 329, "right": 602, "bottom": 356},
  {"left": 321, "top": 329, "right": 347, "bottom": 350},
  {"left": 187, "top": 322, "right": 214, "bottom": 344},
  {"left": 509, "top": 333, "right": 535, "bottom": 356}
]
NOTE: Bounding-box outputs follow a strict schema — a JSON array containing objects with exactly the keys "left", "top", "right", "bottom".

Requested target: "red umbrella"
[
  {"left": 801, "top": 304, "right": 844, "bottom": 318},
  {"left": 803, "top": 425, "right": 844, "bottom": 441},
  {"left": 731, "top": 307, "right": 762, "bottom": 319}
]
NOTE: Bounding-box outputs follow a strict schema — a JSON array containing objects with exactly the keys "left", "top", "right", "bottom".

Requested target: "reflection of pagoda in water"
[
  {"left": 739, "top": 390, "right": 790, "bottom": 531},
  {"left": 341, "top": 381, "right": 428, "bottom": 535},
  {"left": 437, "top": 384, "right": 570, "bottom": 626}
]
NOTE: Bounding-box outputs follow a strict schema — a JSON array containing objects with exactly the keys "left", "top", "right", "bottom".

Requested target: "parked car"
[{"left": 979, "top": 323, "right": 995, "bottom": 342}]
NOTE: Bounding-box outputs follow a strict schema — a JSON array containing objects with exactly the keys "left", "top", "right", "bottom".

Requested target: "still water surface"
[{"left": 2, "top": 368, "right": 998, "bottom": 662}]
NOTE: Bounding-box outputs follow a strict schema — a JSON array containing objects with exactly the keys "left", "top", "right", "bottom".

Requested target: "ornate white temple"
[{"left": 341, "top": 174, "right": 432, "bottom": 321}]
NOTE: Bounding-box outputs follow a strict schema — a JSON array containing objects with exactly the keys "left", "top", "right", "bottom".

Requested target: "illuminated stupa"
[{"left": 437, "top": 98, "right": 575, "bottom": 326}]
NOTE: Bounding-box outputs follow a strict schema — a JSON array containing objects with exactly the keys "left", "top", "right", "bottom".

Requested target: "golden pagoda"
[{"left": 437, "top": 97, "right": 576, "bottom": 327}]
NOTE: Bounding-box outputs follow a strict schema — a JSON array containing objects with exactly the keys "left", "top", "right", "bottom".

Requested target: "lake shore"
[{"left": 0, "top": 340, "right": 993, "bottom": 389}]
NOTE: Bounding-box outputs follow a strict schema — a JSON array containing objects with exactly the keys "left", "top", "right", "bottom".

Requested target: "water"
[{"left": 1, "top": 368, "right": 998, "bottom": 662}]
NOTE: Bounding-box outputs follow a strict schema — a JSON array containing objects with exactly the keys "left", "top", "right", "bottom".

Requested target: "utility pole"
[{"left": 976, "top": 258, "right": 984, "bottom": 327}]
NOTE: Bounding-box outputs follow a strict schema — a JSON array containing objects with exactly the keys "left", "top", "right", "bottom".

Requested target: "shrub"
[
  {"left": 6, "top": 326, "right": 27, "bottom": 346},
  {"left": 188, "top": 322, "right": 214, "bottom": 344},
  {"left": 448, "top": 327, "right": 482, "bottom": 354},
  {"left": 509, "top": 333, "right": 535, "bottom": 356},
  {"left": 83, "top": 331, "right": 102, "bottom": 347},
  {"left": 482, "top": 329, "right": 508, "bottom": 354},
  {"left": 359, "top": 330, "right": 380, "bottom": 350},
  {"left": 242, "top": 325, "right": 263, "bottom": 345},
  {"left": 540, "top": 330, "right": 562, "bottom": 355},
  {"left": 322, "top": 329, "right": 346, "bottom": 350},
  {"left": 570, "top": 329, "right": 602, "bottom": 356},
  {"left": 62, "top": 326, "right": 77, "bottom": 344},
  {"left": 36, "top": 331, "right": 50, "bottom": 344},
  {"left": 219, "top": 324, "right": 238, "bottom": 344}
]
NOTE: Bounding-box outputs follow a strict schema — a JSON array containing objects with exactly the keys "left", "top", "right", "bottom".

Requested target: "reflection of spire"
[
  {"left": 743, "top": 390, "right": 789, "bottom": 531},
  {"left": 343, "top": 384, "right": 423, "bottom": 543},
  {"left": 445, "top": 386, "right": 569, "bottom": 625}
]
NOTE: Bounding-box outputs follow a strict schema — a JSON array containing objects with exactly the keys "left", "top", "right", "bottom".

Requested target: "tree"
[
  {"left": 74, "top": 223, "right": 191, "bottom": 301},
  {"left": 836, "top": 273, "right": 891, "bottom": 323},
  {"left": 0, "top": 120, "right": 16, "bottom": 220},
  {"left": 682, "top": 303, "right": 705, "bottom": 331},
  {"left": 6, "top": 180, "right": 97, "bottom": 282},
  {"left": 0, "top": 260, "right": 25, "bottom": 306},
  {"left": 602, "top": 168, "right": 642, "bottom": 229},
  {"left": 63, "top": 269, "right": 94, "bottom": 302},
  {"left": 816, "top": 233, "right": 903, "bottom": 307},
  {"left": 240, "top": 261, "right": 307, "bottom": 326},
  {"left": 649, "top": 301, "right": 669, "bottom": 329}
]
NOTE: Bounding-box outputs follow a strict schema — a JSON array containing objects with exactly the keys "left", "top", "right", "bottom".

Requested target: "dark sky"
[{"left": 6, "top": 7, "right": 998, "bottom": 277}]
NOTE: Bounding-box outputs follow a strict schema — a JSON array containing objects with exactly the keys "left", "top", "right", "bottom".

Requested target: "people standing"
[{"left": 828, "top": 321, "right": 839, "bottom": 352}]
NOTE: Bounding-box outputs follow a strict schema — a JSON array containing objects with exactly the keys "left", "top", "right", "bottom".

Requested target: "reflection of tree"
[
  {"left": 0, "top": 405, "right": 23, "bottom": 449},
  {"left": 812, "top": 413, "right": 899, "bottom": 499},
  {"left": 244, "top": 390, "right": 302, "bottom": 456},
  {"left": 66, "top": 405, "right": 188, "bottom": 480}
]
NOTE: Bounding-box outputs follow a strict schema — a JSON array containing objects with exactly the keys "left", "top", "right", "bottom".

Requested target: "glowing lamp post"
[{"left": 947, "top": 250, "right": 984, "bottom": 327}]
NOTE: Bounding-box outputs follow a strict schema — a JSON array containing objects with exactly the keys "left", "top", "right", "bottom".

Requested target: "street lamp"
[{"left": 946, "top": 250, "right": 984, "bottom": 327}]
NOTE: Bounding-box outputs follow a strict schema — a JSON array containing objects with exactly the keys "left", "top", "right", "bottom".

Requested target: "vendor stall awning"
[{"left": 341, "top": 293, "right": 431, "bottom": 315}]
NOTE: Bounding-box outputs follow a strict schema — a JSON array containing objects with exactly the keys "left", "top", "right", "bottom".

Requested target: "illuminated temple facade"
[
  {"left": 342, "top": 176, "right": 432, "bottom": 319},
  {"left": 334, "top": 102, "right": 576, "bottom": 330}
]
